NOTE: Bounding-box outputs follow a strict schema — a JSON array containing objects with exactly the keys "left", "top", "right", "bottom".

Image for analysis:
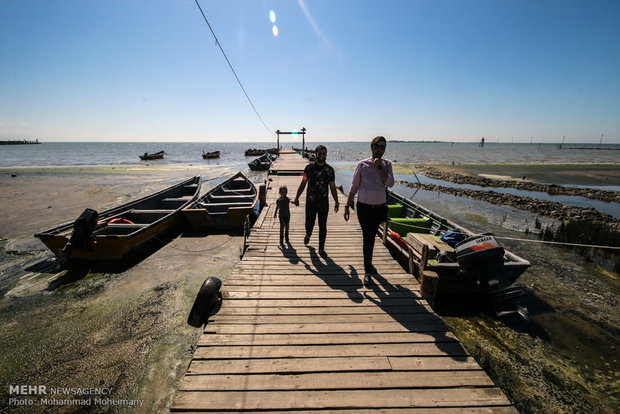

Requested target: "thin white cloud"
[{"left": 298, "top": 0, "right": 333, "bottom": 52}]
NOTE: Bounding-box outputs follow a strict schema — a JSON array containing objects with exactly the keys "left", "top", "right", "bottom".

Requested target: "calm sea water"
[{"left": 1, "top": 141, "right": 619, "bottom": 168}]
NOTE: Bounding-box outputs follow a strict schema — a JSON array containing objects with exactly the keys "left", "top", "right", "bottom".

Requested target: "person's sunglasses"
[{"left": 372, "top": 144, "right": 386, "bottom": 149}]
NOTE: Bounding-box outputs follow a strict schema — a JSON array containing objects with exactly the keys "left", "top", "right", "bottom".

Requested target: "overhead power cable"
[{"left": 193, "top": 0, "right": 273, "bottom": 135}]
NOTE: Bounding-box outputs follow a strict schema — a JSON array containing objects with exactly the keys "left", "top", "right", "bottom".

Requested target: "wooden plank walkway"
[{"left": 171, "top": 151, "right": 517, "bottom": 413}]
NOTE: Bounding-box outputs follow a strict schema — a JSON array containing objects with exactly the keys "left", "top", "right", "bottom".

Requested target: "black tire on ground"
[{"left": 187, "top": 277, "right": 222, "bottom": 328}]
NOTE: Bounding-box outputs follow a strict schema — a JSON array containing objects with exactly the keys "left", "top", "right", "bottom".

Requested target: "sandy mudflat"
[{"left": 428, "top": 163, "right": 620, "bottom": 187}]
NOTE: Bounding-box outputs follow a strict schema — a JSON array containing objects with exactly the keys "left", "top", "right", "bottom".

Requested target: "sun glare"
[
  {"left": 272, "top": 25, "right": 279, "bottom": 37},
  {"left": 269, "top": 10, "right": 276, "bottom": 24}
]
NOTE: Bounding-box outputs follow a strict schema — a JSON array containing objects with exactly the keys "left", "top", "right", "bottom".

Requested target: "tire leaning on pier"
[{"left": 187, "top": 277, "right": 222, "bottom": 327}]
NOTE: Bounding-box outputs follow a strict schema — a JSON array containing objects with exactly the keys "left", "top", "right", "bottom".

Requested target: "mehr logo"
[{"left": 9, "top": 385, "right": 47, "bottom": 395}]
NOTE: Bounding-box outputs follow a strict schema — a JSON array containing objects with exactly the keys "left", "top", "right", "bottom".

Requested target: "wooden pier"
[{"left": 171, "top": 150, "right": 516, "bottom": 412}]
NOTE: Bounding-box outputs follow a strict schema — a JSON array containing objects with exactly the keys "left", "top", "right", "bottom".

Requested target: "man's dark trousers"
[
  {"left": 305, "top": 198, "right": 329, "bottom": 249},
  {"left": 356, "top": 202, "right": 386, "bottom": 272}
]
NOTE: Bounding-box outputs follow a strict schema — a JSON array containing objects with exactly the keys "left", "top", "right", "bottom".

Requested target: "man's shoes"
[
  {"left": 304, "top": 235, "right": 310, "bottom": 245},
  {"left": 366, "top": 265, "right": 377, "bottom": 275},
  {"left": 319, "top": 248, "right": 327, "bottom": 258},
  {"left": 286, "top": 239, "right": 291, "bottom": 245},
  {"left": 363, "top": 273, "right": 373, "bottom": 288}
]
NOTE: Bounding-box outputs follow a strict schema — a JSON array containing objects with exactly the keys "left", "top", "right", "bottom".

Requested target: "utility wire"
[
  {"left": 193, "top": 0, "right": 273, "bottom": 135},
  {"left": 385, "top": 218, "right": 620, "bottom": 251},
  {"left": 493, "top": 235, "right": 620, "bottom": 251}
]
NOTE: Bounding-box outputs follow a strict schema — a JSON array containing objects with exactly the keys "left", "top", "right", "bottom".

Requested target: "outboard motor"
[
  {"left": 455, "top": 233, "right": 505, "bottom": 286},
  {"left": 57, "top": 208, "right": 99, "bottom": 267},
  {"left": 455, "top": 233, "right": 528, "bottom": 320}
]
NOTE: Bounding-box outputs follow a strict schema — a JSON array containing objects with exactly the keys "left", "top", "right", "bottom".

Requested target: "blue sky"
[{"left": 1, "top": 0, "right": 619, "bottom": 143}]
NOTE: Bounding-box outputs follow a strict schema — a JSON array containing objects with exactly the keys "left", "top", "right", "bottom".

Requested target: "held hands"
[{"left": 294, "top": 197, "right": 300, "bottom": 207}]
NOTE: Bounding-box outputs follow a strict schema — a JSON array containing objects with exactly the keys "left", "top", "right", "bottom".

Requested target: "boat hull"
[
  {"left": 35, "top": 177, "right": 201, "bottom": 261},
  {"left": 202, "top": 151, "right": 220, "bottom": 159},
  {"left": 183, "top": 172, "right": 258, "bottom": 231},
  {"left": 139, "top": 151, "right": 165, "bottom": 160}
]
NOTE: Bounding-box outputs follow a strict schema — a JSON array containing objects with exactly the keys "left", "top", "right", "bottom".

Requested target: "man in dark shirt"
[{"left": 294, "top": 145, "right": 340, "bottom": 256}]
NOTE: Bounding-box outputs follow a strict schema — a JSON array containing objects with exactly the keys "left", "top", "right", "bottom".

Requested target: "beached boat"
[
  {"left": 244, "top": 148, "right": 278, "bottom": 156},
  {"left": 247, "top": 152, "right": 273, "bottom": 171},
  {"left": 183, "top": 172, "right": 258, "bottom": 230},
  {"left": 202, "top": 151, "right": 220, "bottom": 159},
  {"left": 35, "top": 177, "right": 201, "bottom": 261},
  {"left": 139, "top": 150, "right": 165, "bottom": 160},
  {"left": 382, "top": 190, "right": 530, "bottom": 319}
]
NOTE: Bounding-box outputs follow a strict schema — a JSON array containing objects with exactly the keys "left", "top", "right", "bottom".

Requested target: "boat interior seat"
[
  {"left": 92, "top": 223, "right": 149, "bottom": 236},
  {"left": 199, "top": 202, "right": 253, "bottom": 213},
  {"left": 162, "top": 196, "right": 194, "bottom": 201},
  {"left": 131, "top": 209, "right": 176, "bottom": 214},
  {"left": 206, "top": 195, "right": 255, "bottom": 202},
  {"left": 106, "top": 223, "right": 149, "bottom": 228},
  {"left": 215, "top": 187, "right": 254, "bottom": 195}
]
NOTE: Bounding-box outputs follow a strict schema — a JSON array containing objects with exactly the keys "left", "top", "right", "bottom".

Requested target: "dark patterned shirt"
[
  {"left": 303, "top": 162, "right": 335, "bottom": 201},
  {"left": 276, "top": 196, "right": 291, "bottom": 218}
]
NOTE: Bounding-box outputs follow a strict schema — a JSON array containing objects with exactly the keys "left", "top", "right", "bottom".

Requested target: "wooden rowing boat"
[
  {"left": 202, "top": 151, "right": 220, "bottom": 159},
  {"left": 34, "top": 177, "right": 201, "bottom": 261},
  {"left": 183, "top": 172, "right": 258, "bottom": 230},
  {"left": 244, "top": 148, "right": 278, "bottom": 156},
  {"left": 248, "top": 153, "right": 273, "bottom": 171},
  {"left": 382, "top": 190, "right": 530, "bottom": 318},
  {"left": 139, "top": 150, "right": 165, "bottom": 160}
]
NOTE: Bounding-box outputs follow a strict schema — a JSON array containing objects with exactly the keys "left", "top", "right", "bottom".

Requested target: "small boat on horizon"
[
  {"left": 139, "top": 150, "right": 165, "bottom": 160},
  {"left": 202, "top": 150, "right": 220, "bottom": 159},
  {"left": 35, "top": 177, "right": 201, "bottom": 261},
  {"left": 244, "top": 148, "right": 278, "bottom": 156},
  {"left": 183, "top": 172, "right": 259, "bottom": 231}
]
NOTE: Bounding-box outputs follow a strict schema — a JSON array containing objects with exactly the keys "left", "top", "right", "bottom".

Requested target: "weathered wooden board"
[
  {"left": 214, "top": 305, "right": 432, "bottom": 315},
  {"left": 172, "top": 388, "right": 512, "bottom": 410},
  {"left": 198, "top": 332, "right": 458, "bottom": 346},
  {"left": 186, "top": 355, "right": 482, "bottom": 375},
  {"left": 179, "top": 370, "right": 494, "bottom": 391},
  {"left": 193, "top": 342, "right": 468, "bottom": 359},
  {"left": 204, "top": 322, "right": 448, "bottom": 335},
  {"left": 214, "top": 298, "right": 423, "bottom": 307}
]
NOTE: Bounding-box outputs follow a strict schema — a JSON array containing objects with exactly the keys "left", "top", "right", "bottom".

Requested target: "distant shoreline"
[
  {"left": 1, "top": 140, "right": 619, "bottom": 145},
  {"left": 0, "top": 139, "right": 40, "bottom": 145}
]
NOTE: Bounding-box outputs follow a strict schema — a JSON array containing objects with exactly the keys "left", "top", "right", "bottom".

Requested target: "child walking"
[{"left": 274, "top": 185, "right": 293, "bottom": 245}]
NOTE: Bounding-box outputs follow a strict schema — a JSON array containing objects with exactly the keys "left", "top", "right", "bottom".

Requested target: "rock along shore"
[
  {"left": 416, "top": 166, "right": 620, "bottom": 203},
  {"left": 399, "top": 180, "right": 620, "bottom": 231}
]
